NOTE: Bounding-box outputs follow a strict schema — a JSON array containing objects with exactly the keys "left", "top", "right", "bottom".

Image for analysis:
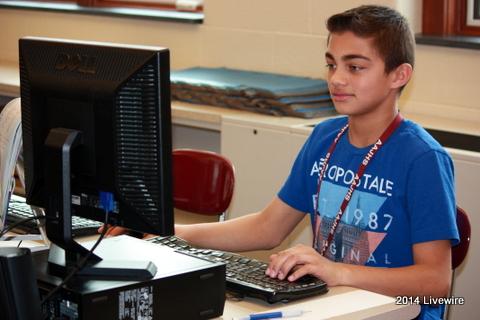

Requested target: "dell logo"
[{"left": 55, "top": 53, "right": 96, "bottom": 74}]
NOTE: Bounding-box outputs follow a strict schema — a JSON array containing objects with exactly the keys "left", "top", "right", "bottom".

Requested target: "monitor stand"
[{"left": 43, "top": 128, "right": 156, "bottom": 280}]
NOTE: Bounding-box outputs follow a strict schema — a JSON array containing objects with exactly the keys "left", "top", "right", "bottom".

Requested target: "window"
[
  {"left": 466, "top": 0, "right": 480, "bottom": 26},
  {"left": 75, "top": 0, "right": 203, "bottom": 12},
  {"left": 0, "top": 0, "right": 203, "bottom": 22},
  {"left": 423, "top": 0, "right": 480, "bottom": 36}
]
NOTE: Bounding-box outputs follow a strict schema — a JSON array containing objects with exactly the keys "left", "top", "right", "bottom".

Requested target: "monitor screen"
[{"left": 19, "top": 37, "right": 174, "bottom": 277}]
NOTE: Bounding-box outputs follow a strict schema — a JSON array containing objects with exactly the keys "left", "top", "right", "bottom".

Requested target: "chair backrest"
[
  {"left": 172, "top": 149, "right": 235, "bottom": 216},
  {"left": 452, "top": 207, "right": 471, "bottom": 270}
]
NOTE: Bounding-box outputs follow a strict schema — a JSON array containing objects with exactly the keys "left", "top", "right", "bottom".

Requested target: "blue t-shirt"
[{"left": 278, "top": 116, "right": 459, "bottom": 319}]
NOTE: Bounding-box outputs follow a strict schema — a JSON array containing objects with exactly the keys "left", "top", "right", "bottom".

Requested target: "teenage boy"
[{"left": 113, "top": 5, "right": 459, "bottom": 320}]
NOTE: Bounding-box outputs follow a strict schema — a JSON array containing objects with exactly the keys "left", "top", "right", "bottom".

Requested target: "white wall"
[{"left": 0, "top": 0, "right": 479, "bottom": 125}]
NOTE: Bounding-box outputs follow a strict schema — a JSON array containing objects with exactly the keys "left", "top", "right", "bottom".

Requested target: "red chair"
[
  {"left": 451, "top": 206, "right": 471, "bottom": 270},
  {"left": 446, "top": 207, "right": 471, "bottom": 319},
  {"left": 172, "top": 149, "right": 235, "bottom": 221}
]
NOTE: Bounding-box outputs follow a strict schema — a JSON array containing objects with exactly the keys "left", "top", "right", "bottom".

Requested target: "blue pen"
[{"left": 235, "top": 309, "right": 309, "bottom": 320}]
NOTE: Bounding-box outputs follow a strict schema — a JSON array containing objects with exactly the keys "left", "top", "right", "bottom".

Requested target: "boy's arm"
[
  {"left": 175, "top": 196, "right": 306, "bottom": 252},
  {"left": 267, "top": 239, "right": 452, "bottom": 298}
]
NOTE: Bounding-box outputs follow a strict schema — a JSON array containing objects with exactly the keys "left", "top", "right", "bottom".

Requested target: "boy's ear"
[{"left": 390, "top": 63, "right": 413, "bottom": 89}]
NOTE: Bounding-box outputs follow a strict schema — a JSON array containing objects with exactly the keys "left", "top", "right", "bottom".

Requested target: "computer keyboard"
[
  {"left": 148, "top": 235, "right": 328, "bottom": 303},
  {"left": 5, "top": 196, "right": 103, "bottom": 237}
]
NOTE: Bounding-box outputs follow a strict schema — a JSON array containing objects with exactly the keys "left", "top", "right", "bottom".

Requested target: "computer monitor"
[{"left": 19, "top": 37, "right": 174, "bottom": 278}]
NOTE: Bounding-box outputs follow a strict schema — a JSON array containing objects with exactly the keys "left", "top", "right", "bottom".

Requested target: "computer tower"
[
  {"left": 0, "top": 247, "right": 42, "bottom": 320},
  {"left": 33, "top": 236, "right": 226, "bottom": 319}
]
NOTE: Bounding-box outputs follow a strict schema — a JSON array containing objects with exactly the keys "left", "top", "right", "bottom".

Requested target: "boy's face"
[{"left": 325, "top": 31, "right": 398, "bottom": 117}]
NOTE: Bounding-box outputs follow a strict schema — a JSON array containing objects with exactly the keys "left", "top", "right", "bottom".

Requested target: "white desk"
[
  {"left": 221, "top": 286, "right": 420, "bottom": 320},
  {"left": 2, "top": 236, "right": 420, "bottom": 320}
]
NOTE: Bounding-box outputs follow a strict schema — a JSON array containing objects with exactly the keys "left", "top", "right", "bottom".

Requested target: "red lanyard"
[{"left": 313, "top": 113, "right": 404, "bottom": 256}]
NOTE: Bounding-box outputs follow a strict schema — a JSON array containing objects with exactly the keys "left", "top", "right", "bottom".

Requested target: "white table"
[{"left": 220, "top": 285, "right": 420, "bottom": 320}]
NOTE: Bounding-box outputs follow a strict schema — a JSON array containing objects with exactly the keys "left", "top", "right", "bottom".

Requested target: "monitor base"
[{"left": 47, "top": 243, "right": 157, "bottom": 280}]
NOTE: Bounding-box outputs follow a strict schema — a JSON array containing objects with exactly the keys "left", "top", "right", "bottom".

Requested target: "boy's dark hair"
[{"left": 327, "top": 5, "right": 415, "bottom": 73}]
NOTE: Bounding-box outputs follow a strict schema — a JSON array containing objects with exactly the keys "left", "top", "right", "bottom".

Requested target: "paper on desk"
[
  {"left": 0, "top": 236, "right": 48, "bottom": 252},
  {"left": 0, "top": 98, "right": 23, "bottom": 231}
]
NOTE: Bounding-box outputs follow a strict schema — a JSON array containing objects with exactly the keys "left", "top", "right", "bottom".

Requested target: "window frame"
[
  {"left": 78, "top": 0, "right": 176, "bottom": 11},
  {"left": 1, "top": 0, "right": 202, "bottom": 12},
  {"left": 423, "top": 0, "right": 480, "bottom": 36}
]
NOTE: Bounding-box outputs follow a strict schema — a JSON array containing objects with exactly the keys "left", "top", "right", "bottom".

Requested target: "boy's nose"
[{"left": 329, "top": 70, "right": 347, "bottom": 87}]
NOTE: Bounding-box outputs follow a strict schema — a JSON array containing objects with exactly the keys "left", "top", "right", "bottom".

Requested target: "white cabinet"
[
  {"left": 447, "top": 149, "right": 480, "bottom": 320},
  {"left": 172, "top": 124, "right": 220, "bottom": 153}
]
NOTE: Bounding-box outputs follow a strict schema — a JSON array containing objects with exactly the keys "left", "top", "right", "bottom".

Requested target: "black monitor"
[{"left": 19, "top": 37, "right": 174, "bottom": 278}]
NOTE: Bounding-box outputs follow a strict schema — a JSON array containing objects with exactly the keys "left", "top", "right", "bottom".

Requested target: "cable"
[
  {"left": 40, "top": 209, "right": 109, "bottom": 307},
  {"left": 40, "top": 191, "right": 114, "bottom": 310},
  {"left": 0, "top": 215, "right": 48, "bottom": 238}
]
